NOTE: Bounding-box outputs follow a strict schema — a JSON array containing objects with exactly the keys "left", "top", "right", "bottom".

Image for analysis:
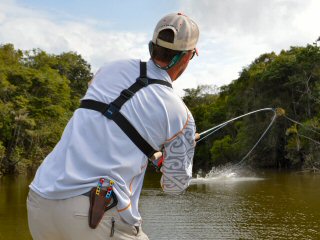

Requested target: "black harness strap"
[
  {"left": 79, "top": 61, "right": 172, "bottom": 159},
  {"left": 111, "top": 62, "right": 172, "bottom": 110}
]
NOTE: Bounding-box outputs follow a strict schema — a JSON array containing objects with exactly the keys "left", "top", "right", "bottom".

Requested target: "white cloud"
[
  {"left": 178, "top": 0, "right": 320, "bottom": 92},
  {"left": 0, "top": 0, "right": 150, "bottom": 74},
  {"left": 1, "top": 0, "right": 319, "bottom": 96}
]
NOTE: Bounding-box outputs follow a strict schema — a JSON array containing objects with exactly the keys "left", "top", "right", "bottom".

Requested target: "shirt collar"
[{"left": 147, "top": 59, "right": 173, "bottom": 84}]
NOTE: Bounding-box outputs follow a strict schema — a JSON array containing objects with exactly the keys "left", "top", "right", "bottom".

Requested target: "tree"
[
  {"left": 0, "top": 44, "right": 92, "bottom": 175},
  {"left": 183, "top": 45, "right": 320, "bottom": 172}
]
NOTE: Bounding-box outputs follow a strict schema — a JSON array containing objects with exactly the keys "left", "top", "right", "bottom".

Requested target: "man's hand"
[
  {"left": 195, "top": 133, "right": 200, "bottom": 141},
  {"left": 150, "top": 133, "right": 200, "bottom": 163}
]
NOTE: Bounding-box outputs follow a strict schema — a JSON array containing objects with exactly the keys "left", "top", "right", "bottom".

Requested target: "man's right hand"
[{"left": 195, "top": 133, "right": 200, "bottom": 141}]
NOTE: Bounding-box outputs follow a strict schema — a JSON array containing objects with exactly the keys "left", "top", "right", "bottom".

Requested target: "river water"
[{"left": 0, "top": 168, "right": 319, "bottom": 239}]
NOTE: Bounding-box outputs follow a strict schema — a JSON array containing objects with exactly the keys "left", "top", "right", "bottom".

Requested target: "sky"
[{"left": 1, "top": 0, "right": 320, "bottom": 95}]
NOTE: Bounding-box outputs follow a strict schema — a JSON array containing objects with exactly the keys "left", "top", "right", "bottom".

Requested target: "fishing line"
[
  {"left": 283, "top": 115, "right": 320, "bottom": 136},
  {"left": 196, "top": 108, "right": 277, "bottom": 167},
  {"left": 196, "top": 107, "right": 320, "bottom": 168},
  {"left": 149, "top": 109, "right": 276, "bottom": 163},
  {"left": 196, "top": 122, "right": 228, "bottom": 143},
  {"left": 152, "top": 107, "right": 319, "bottom": 168},
  {"left": 198, "top": 108, "right": 276, "bottom": 141},
  {"left": 235, "top": 111, "right": 277, "bottom": 166},
  {"left": 284, "top": 114, "right": 320, "bottom": 145},
  {"left": 297, "top": 133, "right": 320, "bottom": 145}
]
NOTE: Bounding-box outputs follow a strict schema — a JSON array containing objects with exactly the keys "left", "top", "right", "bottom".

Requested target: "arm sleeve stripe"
[
  {"left": 164, "top": 108, "right": 190, "bottom": 143},
  {"left": 117, "top": 202, "right": 132, "bottom": 213}
]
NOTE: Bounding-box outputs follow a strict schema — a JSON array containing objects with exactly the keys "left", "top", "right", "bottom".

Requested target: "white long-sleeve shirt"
[{"left": 30, "top": 59, "right": 196, "bottom": 226}]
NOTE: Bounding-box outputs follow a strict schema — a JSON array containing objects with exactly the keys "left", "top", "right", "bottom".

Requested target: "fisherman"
[{"left": 27, "top": 13, "right": 199, "bottom": 240}]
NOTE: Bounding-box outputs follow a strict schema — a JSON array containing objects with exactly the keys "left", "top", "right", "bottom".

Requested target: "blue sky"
[
  {"left": 1, "top": 0, "right": 320, "bottom": 95},
  {"left": 15, "top": 0, "right": 179, "bottom": 31}
]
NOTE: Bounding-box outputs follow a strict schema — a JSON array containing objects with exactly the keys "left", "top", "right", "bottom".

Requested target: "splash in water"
[{"left": 191, "top": 165, "right": 264, "bottom": 184}]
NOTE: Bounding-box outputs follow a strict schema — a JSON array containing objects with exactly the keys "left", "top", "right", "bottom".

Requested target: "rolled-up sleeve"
[{"left": 160, "top": 112, "right": 196, "bottom": 194}]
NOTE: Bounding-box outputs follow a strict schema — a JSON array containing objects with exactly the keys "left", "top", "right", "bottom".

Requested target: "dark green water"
[{"left": 1, "top": 170, "right": 319, "bottom": 239}]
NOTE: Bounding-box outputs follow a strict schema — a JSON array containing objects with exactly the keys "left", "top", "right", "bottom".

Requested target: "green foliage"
[
  {"left": 210, "top": 135, "right": 235, "bottom": 165},
  {"left": 0, "top": 141, "right": 5, "bottom": 159},
  {"left": 24, "top": 49, "right": 93, "bottom": 109},
  {"left": 1, "top": 42, "right": 319, "bottom": 175},
  {"left": 184, "top": 45, "right": 320, "bottom": 172},
  {"left": 0, "top": 44, "right": 92, "bottom": 175}
]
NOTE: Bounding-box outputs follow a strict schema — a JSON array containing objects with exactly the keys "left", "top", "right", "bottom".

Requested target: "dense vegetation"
[
  {"left": 0, "top": 43, "right": 319, "bottom": 175},
  {"left": 0, "top": 44, "right": 92, "bottom": 175}
]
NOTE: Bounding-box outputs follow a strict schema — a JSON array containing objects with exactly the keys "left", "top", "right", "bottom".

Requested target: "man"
[{"left": 27, "top": 13, "right": 199, "bottom": 240}]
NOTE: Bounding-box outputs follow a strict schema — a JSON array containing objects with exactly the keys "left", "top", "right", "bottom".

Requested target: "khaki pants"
[{"left": 27, "top": 190, "right": 149, "bottom": 240}]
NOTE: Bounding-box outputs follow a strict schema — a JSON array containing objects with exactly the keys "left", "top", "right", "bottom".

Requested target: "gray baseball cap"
[{"left": 152, "top": 13, "right": 199, "bottom": 52}]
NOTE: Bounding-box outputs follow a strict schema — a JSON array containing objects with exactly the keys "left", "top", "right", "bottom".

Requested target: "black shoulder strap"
[{"left": 79, "top": 61, "right": 172, "bottom": 158}]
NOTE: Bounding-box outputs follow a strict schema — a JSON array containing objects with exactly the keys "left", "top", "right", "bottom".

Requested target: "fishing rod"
[
  {"left": 150, "top": 106, "right": 319, "bottom": 170},
  {"left": 197, "top": 108, "right": 277, "bottom": 143},
  {"left": 151, "top": 108, "right": 283, "bottom": 163}
]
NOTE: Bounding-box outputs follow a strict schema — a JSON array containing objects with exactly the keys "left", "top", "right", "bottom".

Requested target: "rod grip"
[
  {"left": 150, "top": 151, "right": 163, "bottom": 161},
  {"left": 150, "top": 133, "right": 200, "bottom": 161},
  {"left": 195, "top": 133, "right": 200, "bottom": 141}
]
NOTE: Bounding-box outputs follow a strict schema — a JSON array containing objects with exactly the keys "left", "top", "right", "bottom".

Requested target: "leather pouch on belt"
[{"left": 89, "top": 187, "right": 113, "bottom": 229}]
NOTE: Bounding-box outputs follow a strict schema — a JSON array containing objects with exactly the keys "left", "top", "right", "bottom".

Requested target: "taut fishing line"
[
  {"left": 284, "top": 115, "right": 320, "bottom": 146},
  {"left": 283, "top": 115, "right": 320, "bottom": 136},
  {"left": 197, "top": 108, "right": 277, "bottom": 167},
  {"left": 197, "top": 108, "right": 276, "bottom": 142},
  {"left": 196, "top": 107, "right": 320, "bottom": 168}
]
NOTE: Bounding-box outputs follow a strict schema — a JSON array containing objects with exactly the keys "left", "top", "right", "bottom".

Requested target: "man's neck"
[{"left": 152, "top": 59, "right": 178, "bottom": 81}]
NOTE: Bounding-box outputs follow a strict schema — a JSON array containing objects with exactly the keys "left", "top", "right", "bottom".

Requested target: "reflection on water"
[
  {"left": 0, "top": 175, "right": 31, "bottom": 240},
  {"left": 1, "top": 169, "right": 320, "bottom": 240},
  {"left": 141, "top": 168, "right": 320, "bottom": 240}
]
